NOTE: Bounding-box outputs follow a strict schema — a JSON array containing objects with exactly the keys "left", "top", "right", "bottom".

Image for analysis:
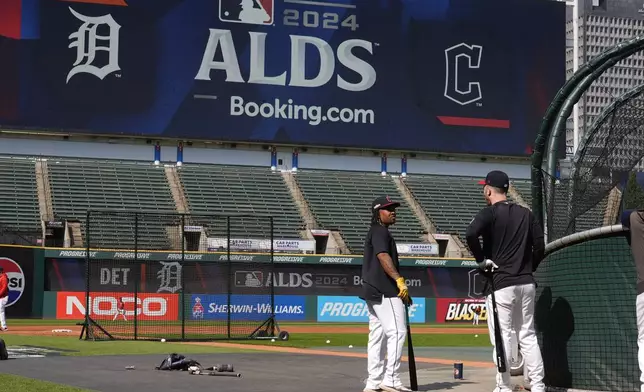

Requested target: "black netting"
[{"left": 541, "top": 84, "right": 644, "bottom": 241}]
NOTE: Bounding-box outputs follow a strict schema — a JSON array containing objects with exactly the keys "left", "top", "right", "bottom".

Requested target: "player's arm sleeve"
[
  {"left": 465, "top": 208, "right": 492, "bottom": 263},
  {"left": 531, "top": 213, "right": 545, "bottom": 272}
]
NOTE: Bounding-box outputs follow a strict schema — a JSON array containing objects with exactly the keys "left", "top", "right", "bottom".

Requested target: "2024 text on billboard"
[{"left": 66, "top": 5, "right": 482, "bottom": 127}]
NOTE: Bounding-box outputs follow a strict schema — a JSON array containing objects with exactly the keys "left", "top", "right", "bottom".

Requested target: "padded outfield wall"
[{"left": 1, "top": 244, "right": 491, "bottom": 324}]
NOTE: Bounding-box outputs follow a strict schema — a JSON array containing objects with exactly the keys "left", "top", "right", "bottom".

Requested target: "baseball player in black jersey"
[
  {"left": 360, "top": 195, "right": 412, "bottom": 392},
  {"left": 465, "top": 170, "right": 546, "bottom": 392},
  {"left": 621, "top": 209, "right": 644, "bottom": 392}
]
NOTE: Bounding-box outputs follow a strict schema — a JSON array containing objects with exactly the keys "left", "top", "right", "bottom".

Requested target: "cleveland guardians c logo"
[{"left": 444, "top": 43, "right": 483, "bottom": 106}]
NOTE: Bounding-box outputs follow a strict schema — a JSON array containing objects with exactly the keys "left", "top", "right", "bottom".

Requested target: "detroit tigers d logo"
[{"left": 444, "top": 43, "right": 483, "bottom": 106}]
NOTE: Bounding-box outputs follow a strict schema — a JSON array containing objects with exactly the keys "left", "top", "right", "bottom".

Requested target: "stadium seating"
[
  {"left": 177, "top": 164, "right": 304, "bottom": 240},
  {"left": 0, "top": 155, "right": 41, "bottom": 233},
  {"left": 511, "top": 179, "right": 533, "bottom": 208},
  {"left": 47, "top": 158, "right": 177, "bottom": 250},
  {"left": 294, "top": 169, "right": 427, "bottom": 253},
  {"left": 0, "top": 152, "right": 613, "bottom": 253},
  {"left": 402, "top": 174, "right": 487, "bottom": 242}
]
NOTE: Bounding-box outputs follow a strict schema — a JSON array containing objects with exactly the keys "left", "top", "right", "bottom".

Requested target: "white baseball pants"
[
  {"left": 0, "top": 296, "right": 8, "bottom": 329},
  {"left": 486, "top": 283, "right": 545, "bottom": 392},
  {"left": 365, "top": 296, "right": 407, "bottom": 390},
  {"left": 635, "top": 292, "right": 644, "bottom": 392}
]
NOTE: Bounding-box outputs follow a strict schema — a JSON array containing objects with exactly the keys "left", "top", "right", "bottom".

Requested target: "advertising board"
[
  {"left": 0, "top": 246, "right": 34, "bottom": 317},
  {"left": 0, "top": 0, "right": 565, "bottom": 156},
  {"left": 189, "top": 294, "right": 306, "bottom": 321},
  {"left": 46, "top": 258, "right": 487, "bottom": 298},
  {"left": 55, "top": 291, "right": 179, "bottom": 321},
  {"left": 317, "top": 296, "right": 425, "bottom": 323},
  {"left": 435, "top": 298, "right": 487, "bottom": 324}
]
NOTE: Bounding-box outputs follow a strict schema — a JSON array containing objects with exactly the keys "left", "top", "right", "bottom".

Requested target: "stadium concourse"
[{"left": 0, "top": 153, "right": 606, "bottom": 256}]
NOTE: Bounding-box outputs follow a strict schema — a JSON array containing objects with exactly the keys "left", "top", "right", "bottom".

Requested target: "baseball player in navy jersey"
[
  {"left": 465, "top": 170, "right": 546, "bottom": 392},
  {"left": 620, "top": 209, "right": 644, "bottom": 392},
  {"left": 360, "top": 195, "right": 413, "bottom": 392}
]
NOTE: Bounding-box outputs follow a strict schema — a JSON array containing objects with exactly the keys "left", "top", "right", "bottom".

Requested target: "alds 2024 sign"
[{"left": 2, "top": 0, "right": 565, "bottom": 156}]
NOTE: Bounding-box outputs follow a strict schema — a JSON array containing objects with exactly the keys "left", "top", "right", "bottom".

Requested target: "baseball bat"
[
  {"left": 207, "top": 371, "right": 242, "bottom": 377},
  {"left": 488, "top": 273, "right": 507, "bottom": 373},
  {"left": 404, "top": 302, "right": 418, "bottom": 391}
]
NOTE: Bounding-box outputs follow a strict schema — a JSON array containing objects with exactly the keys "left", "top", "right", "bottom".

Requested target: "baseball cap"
[
  {"left": 372, "top": 195, "right": 401, "bottom": 211},
  {"left": 478, "top": 170, "right": 510, "bottom": 191}
]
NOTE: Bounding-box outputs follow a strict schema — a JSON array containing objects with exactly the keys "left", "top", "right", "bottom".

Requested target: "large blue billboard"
[
  {"left": 190, "top": 294, "right": 306, "bottom": 321},
  {"left": 317, "top": 295, "right": 426, "bottom": 323},
  {"left": 0, "top": 0, "right": 565, "bottom": 156}
]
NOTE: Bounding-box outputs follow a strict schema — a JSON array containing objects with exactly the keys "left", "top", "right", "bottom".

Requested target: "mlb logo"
[{"left": 219, "top": 0, "right": 274, "bottom": 25}]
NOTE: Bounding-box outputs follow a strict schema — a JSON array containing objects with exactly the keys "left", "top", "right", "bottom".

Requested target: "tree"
[{"left": 623, "top": 171, "right": 644, "bottom": 210}]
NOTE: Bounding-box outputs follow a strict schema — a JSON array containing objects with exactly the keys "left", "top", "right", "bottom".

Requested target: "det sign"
[
  {"left": 317, "top": 296, "right": 425, "bottom": 323},
  {"left": 0, "top": 257, "right": 25, "bottom": 307},
  {"left": 55, "top": 292, "right": 179, "bottom": 321}
]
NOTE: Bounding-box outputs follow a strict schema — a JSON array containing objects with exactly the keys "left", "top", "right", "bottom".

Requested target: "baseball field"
[{"left": 0, "top": 318, "right": 519, "bottom": 392}]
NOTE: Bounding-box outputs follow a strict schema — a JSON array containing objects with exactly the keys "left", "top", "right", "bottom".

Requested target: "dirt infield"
[
  {"left": 184, "top": 341, "right": 495, "bottom": 368},
  {"left": 3, "top": 324, "right": 488, "bottom": 336}
]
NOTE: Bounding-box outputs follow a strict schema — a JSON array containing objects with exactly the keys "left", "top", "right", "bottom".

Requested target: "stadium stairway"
[
  {"left": 392, "top": 176, "right": 466, "bottom": 258},
  {"left": 292, "top": 169, "right": 429, "bottom": 254},
  {"left": 177, "top": 164, "right": 305, "bottom": 241},
  {"left": 279, "top": 170, "right": 349, "bottom": 254},
  {"left": 47, "top": 158, "right": 178, "bottom": 250}
]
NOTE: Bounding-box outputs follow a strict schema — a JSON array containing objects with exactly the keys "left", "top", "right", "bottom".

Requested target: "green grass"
[
  {"left": 10, "top": 319, "right": 485, "bottom": 328},
  {"left": 0, "top": 375, "right": 90, "bottom": 392},
  {"left": 1, "top": 331, "right": 488, "bottom": 357},
  {"left": 233, "top": 333, "right": 490, "bottom": 348},
  {"left": 0, "top": 335, "right": 255, "bottom": 356}
]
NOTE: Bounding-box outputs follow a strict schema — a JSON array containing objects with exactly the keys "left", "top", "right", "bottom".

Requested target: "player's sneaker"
[{"left": 363, "top": 388, "right": 381, "bottom": 392}]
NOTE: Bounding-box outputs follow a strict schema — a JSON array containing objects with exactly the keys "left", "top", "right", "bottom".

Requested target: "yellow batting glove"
[{"left": 395, "top": 277, "right": 409, "bottom": 301}]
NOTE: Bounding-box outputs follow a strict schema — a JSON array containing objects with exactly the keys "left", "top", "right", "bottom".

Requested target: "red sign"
[
  {"left": 436, "top": 298, "right": 487, "bottom": 323},
  {"left": 56, "top": 292, "right": 179, "bottom": 321}
]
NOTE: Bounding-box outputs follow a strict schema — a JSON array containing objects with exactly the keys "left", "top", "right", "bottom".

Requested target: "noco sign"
[
  {"left": 56, "top": 292, "right": 179, "bottom": 321},
  {"left": 0, "top": 0, "right": 565, "bottom": 156}
]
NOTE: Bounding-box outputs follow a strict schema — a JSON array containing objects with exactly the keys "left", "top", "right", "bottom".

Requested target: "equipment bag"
[{"left": 155, "top": 353, "right": 200, "bottom": 371}]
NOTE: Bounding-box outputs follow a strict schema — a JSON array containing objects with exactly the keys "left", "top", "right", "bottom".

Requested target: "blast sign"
[
  {"left": 436, "top": 298, "right": 487, "bottom": 324},
  {"left": 0, "top": 0, "right": 565, "bottom": 157}
]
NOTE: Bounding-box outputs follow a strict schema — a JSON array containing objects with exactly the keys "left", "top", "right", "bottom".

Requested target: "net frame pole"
[
  {"left": 84, "top": 210, "right": 91, "bottom": 340},
  {"left": 181, "top": 213, "right": 186, "bottom": 341},
  {"left": 226, "top": 215, "right": 231, "bottom": 340},
  {"left": 134, "top": 212, "right": 139, "bottom": 340},
  {"left": 531, "top": 35, "right": 644, "bottom": 235},
  {"left": 270, "top": 216, "right": 275, "bottom": 325}
]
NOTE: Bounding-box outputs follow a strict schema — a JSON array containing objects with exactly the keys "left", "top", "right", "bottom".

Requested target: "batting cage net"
[
  {"left": 534, "top": 227, "right": 638, "bottom": 392},
  {"left": 79, "top": 210, "right": 279, "bottom": 342},
  {"left": 532, "top": 48, "right": 644, "bottom": 388},
  {"left": 540, "top": 83, "right": 644, "bottom": 243}
]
